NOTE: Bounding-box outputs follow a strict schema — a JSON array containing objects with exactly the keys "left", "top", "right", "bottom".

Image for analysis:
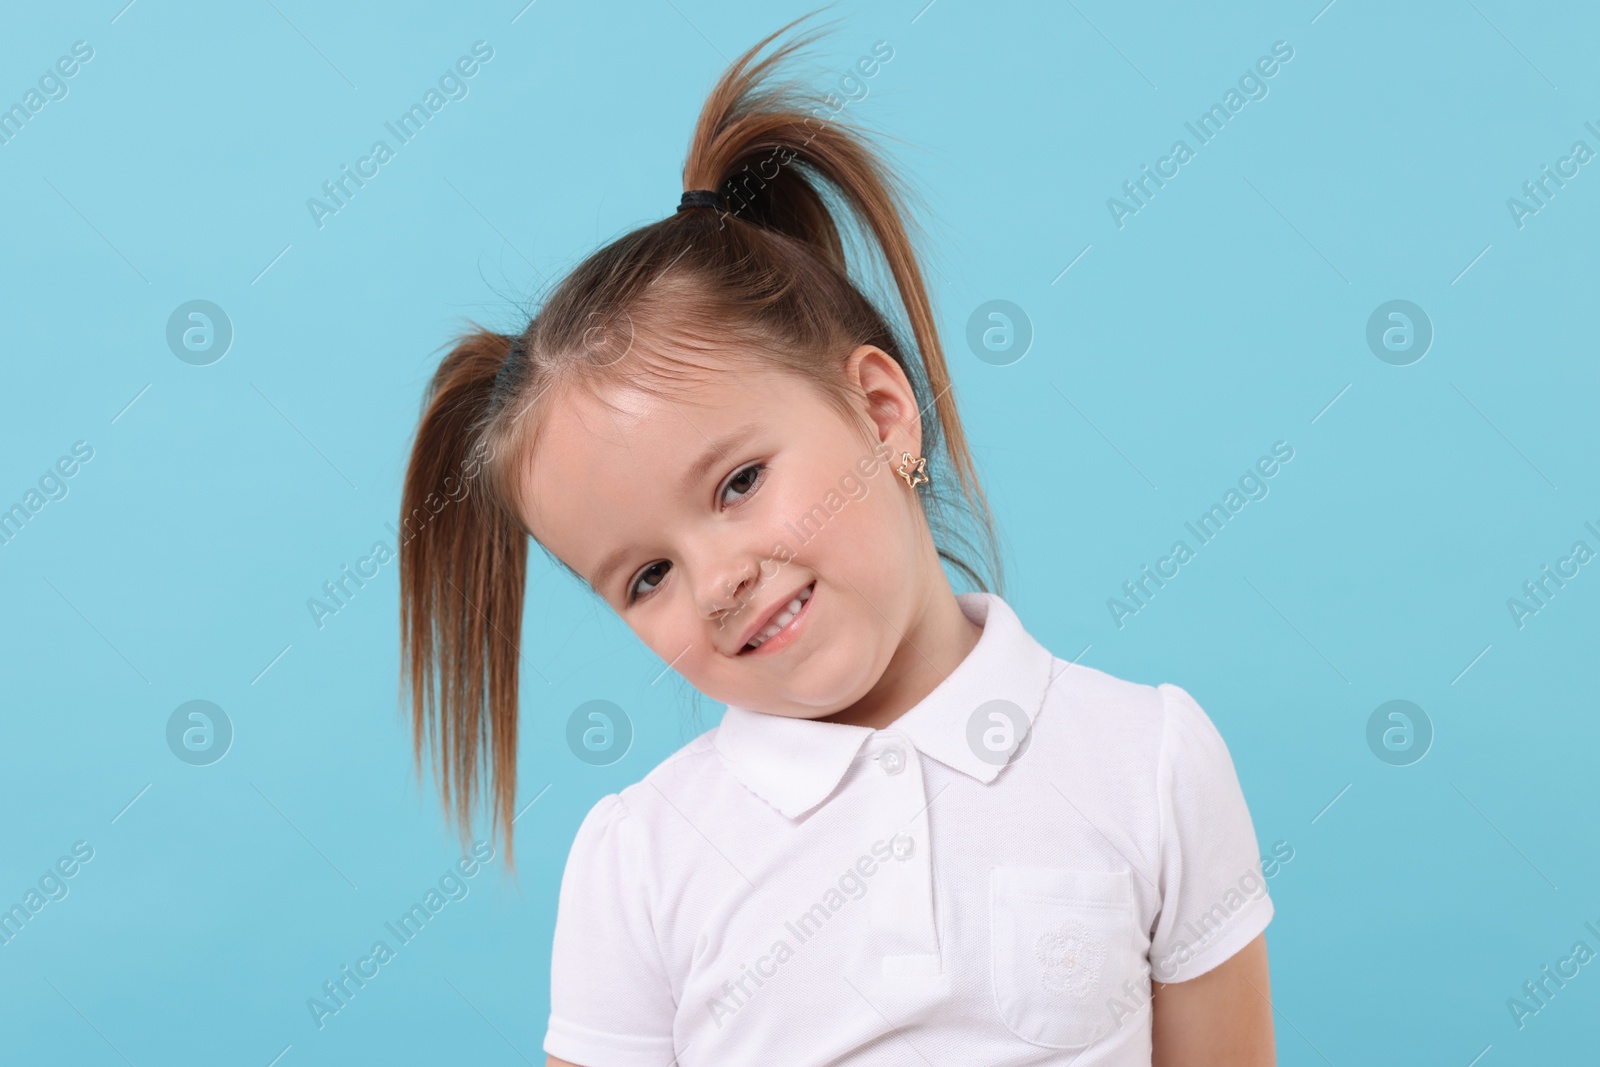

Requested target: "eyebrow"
[{"left": 585, "top": 421, "right": 764, "bottom": 597}]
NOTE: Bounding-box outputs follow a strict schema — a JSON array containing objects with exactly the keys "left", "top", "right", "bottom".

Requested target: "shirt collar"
[{"left": 712, "top": 592, "right": 1059, "bottom": 820}]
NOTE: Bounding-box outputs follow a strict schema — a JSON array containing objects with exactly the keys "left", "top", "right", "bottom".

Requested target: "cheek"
[
  {"left": 763, "top": 469, "right": 885, "bottom": 560},
  {"left": 640, "top": 614, "right": 727, "bottom": 690}
]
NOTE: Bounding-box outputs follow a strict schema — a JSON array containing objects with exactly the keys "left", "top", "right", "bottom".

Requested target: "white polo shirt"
[{"left": 544, "top": 592, "right": 1274, "bottom": 1066}]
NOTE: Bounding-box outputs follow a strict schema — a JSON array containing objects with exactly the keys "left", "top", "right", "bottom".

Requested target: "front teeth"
[{"left": 744, "top": 583, "right": 813, "bottom": 651}]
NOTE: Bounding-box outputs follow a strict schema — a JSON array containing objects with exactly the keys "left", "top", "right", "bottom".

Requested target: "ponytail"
[{"left": 399, "top": 328, "right": 528, "bottom": 874}]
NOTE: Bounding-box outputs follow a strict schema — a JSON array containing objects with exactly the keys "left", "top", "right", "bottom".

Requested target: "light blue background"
[{"left": 3, "top": 0, "right": 1597, "bottom": 1063}]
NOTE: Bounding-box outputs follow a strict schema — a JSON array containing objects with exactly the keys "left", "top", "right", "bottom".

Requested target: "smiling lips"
[{"left": 738, "top": 581, "right": 815, "bottom": 654}]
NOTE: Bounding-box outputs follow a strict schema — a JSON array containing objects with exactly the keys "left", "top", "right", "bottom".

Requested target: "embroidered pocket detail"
[
  {"left": 989, "top": 866, "right": 1137, "bottom": 1050},
  {"left": 1034, "top": 917, "right": 1106, "bottom": 997}
]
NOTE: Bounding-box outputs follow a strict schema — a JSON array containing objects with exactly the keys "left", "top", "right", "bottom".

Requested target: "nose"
[{"left": 694, "top": 548, "right": 760, "bottom": 629}]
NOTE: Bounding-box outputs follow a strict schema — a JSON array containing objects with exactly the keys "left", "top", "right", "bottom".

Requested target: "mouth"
[{"left": 736, "top": 580, "right": 816, "bottom": 656}]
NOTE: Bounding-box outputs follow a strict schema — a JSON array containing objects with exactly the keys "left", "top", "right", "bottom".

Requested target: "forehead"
[
  {"left": 520, "top": 359, "right": 814, "bottom": 577},
  {"left": 534, "top": 357, "right": 774, "bottom": 476}
]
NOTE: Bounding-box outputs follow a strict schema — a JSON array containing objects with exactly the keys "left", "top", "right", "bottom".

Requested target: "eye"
[
  {"left": 624, "top": 462, "right": 766, "bottom": 607},
  {"left": 627, "top": 560, "right": 670, "bottom": 604},
  {"left": 720, "top": 462, "right": 766, "bottom": 507}
]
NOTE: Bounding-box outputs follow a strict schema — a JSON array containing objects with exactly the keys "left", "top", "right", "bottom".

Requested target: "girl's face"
[{"left": 521, "top": 345, "right": 934, "bottom": 720}]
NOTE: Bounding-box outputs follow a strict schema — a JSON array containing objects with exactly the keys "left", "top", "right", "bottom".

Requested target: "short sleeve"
[
  {"left": 543, "top": 793, "right": 677, "bottom": 1066},
  {"left": 1147, "top": 683, "right": 1274, "bottom": 983}
]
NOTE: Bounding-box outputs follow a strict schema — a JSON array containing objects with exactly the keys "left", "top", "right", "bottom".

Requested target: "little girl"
[{"left": 398, "top": 13, "right": 1276, "bottom": 1066}]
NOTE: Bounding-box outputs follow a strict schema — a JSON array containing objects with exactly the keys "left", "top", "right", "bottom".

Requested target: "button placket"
[{"left": 866, "top": 736, "right": 938, "bottom": 959}]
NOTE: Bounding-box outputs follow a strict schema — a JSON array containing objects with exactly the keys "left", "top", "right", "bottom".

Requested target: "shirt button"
[
  {"left": 891, "top": 832, "right": 914, "bottom": 860},
  {"left": 879, "top": 746, "right": 906, "bottom": 775}
]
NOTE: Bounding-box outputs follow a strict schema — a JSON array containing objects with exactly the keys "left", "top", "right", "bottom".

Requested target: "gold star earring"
[{"left": 895, "top": 451, "right": 929, "bottom": 490}]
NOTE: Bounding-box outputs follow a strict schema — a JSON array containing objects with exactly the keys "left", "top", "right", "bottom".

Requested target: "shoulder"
[
  {"left": 1034, "top": 658, "right": 1167, "bottom": 747},
  {"left": 568, "top": 724, "right": 729, "bottom": 846},
  {"left": 1035, "top": 659, "right": 1224, "bottom": 752},
  {"left": 557, "top": 722, "right": 761, "bottom": 941},
  {"left": 1026, "top": 660, "right": 1239, "bottom": 805},
  {"left": 618, "top": 724, "right": 725, "bottom": 808}
]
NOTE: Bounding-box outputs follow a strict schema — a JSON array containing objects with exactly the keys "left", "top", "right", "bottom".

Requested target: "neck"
[{"left": 818, "top": 577, "right": 983, "bottom": 732}]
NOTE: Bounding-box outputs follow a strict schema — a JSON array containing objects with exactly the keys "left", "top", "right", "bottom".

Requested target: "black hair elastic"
[
  {"left": 491, "top": 334, "right": 526, "bottom": 401},
  {"left": 677, "top": 188, "right": 724, "bottom": 212}
]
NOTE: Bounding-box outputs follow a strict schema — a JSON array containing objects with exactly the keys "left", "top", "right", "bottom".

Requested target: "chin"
[{"left": 746, "top": 657, "right": 883, "bottom": 719}]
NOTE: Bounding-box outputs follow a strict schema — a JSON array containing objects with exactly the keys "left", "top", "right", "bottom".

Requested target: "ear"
[{"left": 845, "top": 345, "right": 921, "bottom": 458}]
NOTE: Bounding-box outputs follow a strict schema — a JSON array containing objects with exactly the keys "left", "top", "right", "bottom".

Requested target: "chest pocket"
[{"left": 989, "top": 865, "right": 1141, "bottom": 1050}]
